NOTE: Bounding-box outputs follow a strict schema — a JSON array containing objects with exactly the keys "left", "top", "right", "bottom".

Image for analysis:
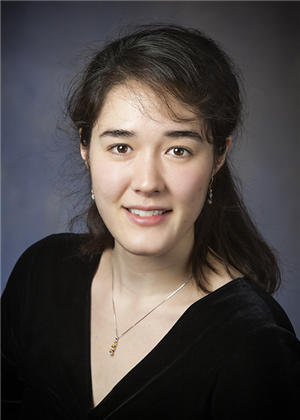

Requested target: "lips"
[
  {"left": 127, "top": 209, "right": 169, "bottom": 217},
  {"left": 124, "top": 207, "right": 171, "bottom": 225}
]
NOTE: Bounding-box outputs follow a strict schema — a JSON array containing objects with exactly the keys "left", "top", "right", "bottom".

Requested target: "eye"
[
  {"left": 166, "top": 147, "right": 191, "bottom": 157},
  {"left": 109, "top": 144, "right": 132, "bottom": 154}
]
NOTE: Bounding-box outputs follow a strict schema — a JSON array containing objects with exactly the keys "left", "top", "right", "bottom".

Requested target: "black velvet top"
[{"left": 2, "top": 233, "right": 300, "bottom": 419}]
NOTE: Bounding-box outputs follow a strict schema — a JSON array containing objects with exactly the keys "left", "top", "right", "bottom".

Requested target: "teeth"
[{"left": 129, "top": 209, "right": 166, "bottom": 217}]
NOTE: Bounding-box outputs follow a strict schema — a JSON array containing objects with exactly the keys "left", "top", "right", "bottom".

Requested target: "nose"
[{"left": 131, "top": 152, "right": 165, "bottom": 195}]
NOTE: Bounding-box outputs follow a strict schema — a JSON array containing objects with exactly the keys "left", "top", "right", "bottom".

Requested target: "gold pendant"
[{"left": 108, "top": 337, "right": 118, "bottom": 356}]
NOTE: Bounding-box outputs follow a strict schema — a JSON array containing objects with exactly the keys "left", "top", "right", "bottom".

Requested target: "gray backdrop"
[{"left": 2, "top": 1, "right": 300, "bottom": 337}]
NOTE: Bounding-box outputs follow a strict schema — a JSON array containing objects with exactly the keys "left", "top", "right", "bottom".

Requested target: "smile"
[{"left": 127, "top": 209, "right": 168, "bottom": 217}]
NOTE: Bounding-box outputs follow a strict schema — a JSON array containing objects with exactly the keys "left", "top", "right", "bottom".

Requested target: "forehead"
[{"left": 97, "top": 82, "right": 199, "bottom": 126}]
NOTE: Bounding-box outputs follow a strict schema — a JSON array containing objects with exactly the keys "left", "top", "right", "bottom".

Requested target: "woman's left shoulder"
[
  {"left": 212, "top": 279, "right": 300, "bottom": 418},
  {"left": 233, "top": 278, "right": 296, "bottom": 335}
]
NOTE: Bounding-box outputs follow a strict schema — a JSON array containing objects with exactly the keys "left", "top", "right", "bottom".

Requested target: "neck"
[{"left": 111, "top": 241, "right": 193, "bottom": 299}]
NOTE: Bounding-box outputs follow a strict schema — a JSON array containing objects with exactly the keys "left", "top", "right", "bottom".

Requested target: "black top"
[{"left": 2, "top": 233, "right": 300, "bottom": 419}]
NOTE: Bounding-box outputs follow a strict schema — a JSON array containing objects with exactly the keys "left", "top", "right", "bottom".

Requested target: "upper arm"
[
  {"left": 213, "top": 327, "right": 300, "bottom": 419},
  {"left": 1, "top": 237, "right": 49, "bottom": 415}
]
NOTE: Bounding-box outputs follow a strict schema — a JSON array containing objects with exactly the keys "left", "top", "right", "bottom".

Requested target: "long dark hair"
[{"left": 66, "top": 24, "right": 281, "bottom": 294}]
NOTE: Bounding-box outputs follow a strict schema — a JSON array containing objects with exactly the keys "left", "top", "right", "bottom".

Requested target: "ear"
[
  {"left": 80, "top": 144, "right": 88, "bottom": 161},
  {"left": 213, "top": 136, "right": 231, "bottom": 176},
  {"left": 79, "top": 128, "right": 89, "bottom": 168}
]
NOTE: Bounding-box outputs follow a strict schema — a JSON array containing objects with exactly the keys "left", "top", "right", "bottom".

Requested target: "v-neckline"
[{"left": 84, "top": 253, "right": 246, "bottom": 417}]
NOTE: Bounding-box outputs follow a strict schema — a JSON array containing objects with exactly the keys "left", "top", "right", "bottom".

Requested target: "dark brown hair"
[{"left": 66, "top": 24, "right": 281, "bottom": 294}]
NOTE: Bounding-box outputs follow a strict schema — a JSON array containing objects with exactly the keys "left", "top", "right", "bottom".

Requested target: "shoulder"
[
  {"left": 209, "top": 279, "right": 300, "bottom": 418},
  {"left": 2, "top": 233, "right": 100, "bottom": 306},
  {"left": 1, "top": 233, "right": 100, "bottom": 378},
  {"left": 218, "top": 277, "right": 296, "bottom": 335},
  {"left": 242, "top": 278, "right": 296, "bottom": 333},
  {"left": 187, "top": 277, "right": 296, "bottom": 347},
  {"left": 2, "top": 233, "right": 100, "bottom": 339},
  {"left": 8, "top": 233, "right": 93, "bottom": 276},
  {"left": 16, "top": 232, "right": 88, "bottom": 262}
]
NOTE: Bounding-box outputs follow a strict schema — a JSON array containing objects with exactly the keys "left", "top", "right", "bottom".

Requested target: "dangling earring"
[
  {"left": 207, "top": 177, "right": 213, "bottom": 204},
  {"left": 91, "top": 188, "right": 95, "bottom": 200}
]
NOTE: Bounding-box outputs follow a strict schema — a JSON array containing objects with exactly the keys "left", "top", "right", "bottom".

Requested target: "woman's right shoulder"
[
  {"left": 3, "top": 233, "right": 96, "bottom": 295},
  {"left": 2, "top": 233, "right": 100, "bottom": 325},
  {"left": 14, "top": 233, "right": 88, "bottom": 266},
  {"left": 23, "top": 232, "right": 86, "bottom": 252}
]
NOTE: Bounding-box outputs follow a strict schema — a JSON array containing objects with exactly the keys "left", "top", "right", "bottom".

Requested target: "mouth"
[{"left": 126, "top": 208, "right": 170, "bottom": 217}]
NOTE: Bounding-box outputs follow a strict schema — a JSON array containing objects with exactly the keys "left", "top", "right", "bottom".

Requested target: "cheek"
[
  {"left": 91, "top": 161, "right": 128, "bottom": 203},
  {"left": 170, "top": 165, "right": 211, "bottom": 208}
]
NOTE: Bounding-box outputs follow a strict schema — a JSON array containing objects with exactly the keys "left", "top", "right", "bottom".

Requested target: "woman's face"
[{"left": 82, "top": 83, "right": 219, "bottom": 258}]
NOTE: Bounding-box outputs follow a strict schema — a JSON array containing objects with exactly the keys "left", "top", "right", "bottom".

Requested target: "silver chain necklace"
[{"left": 108, "top": 252, "right": 192, "bottom": 356}]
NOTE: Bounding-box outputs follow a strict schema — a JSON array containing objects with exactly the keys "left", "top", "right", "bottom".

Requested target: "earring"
[
  {"left": 91, "top": 188, "right": 95, "bottom": 200},
  {"left": 207, "top": 177, "right": 213, "bottom": 204}
]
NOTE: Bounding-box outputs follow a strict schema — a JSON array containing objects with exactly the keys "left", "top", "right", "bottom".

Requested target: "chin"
[
  {"left": 126, "top": 246, "right": 167, "bottom": 258},
  {"left": 115, "top": 239, "right": 172, "bottom": 258}
]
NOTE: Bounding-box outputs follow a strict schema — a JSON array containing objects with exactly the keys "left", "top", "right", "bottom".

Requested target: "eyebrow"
[
  {"left": 99, "top": 129, "right": 135, "bottom": 138},
  {"left": 99, "top": 129, "right": 204, "bottom": 142},
  {"left": 164, "top": 130, "right": 204, "bottom": 142}
]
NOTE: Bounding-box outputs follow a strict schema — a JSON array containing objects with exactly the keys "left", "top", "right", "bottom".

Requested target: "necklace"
[{"left": 108, "top": 252, "right": 192, "bottom": 356}]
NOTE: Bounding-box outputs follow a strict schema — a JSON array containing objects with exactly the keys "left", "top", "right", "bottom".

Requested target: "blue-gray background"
[{"left": 2, "top": 1, "right": 299, "bottom": 337}]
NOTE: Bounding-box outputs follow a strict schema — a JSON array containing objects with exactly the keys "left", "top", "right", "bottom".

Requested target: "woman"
[{"left": 2, "top": 24, "right": 300, "bottom": 419}]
